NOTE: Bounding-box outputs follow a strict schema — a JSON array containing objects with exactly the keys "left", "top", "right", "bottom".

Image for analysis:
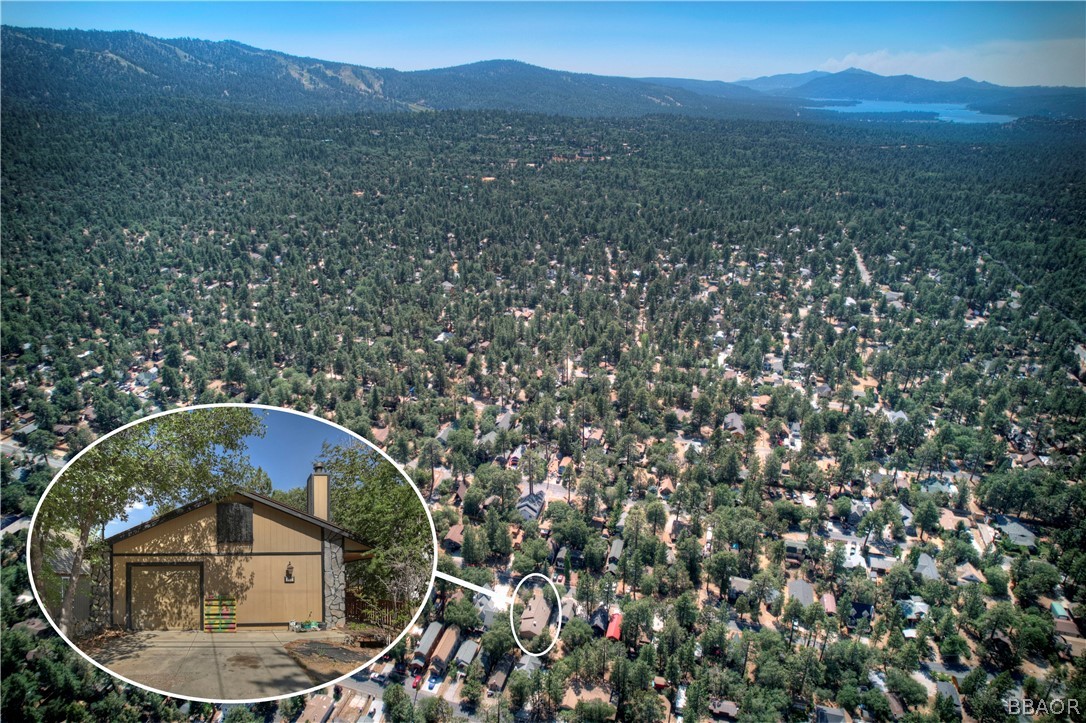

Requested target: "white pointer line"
[{"left": 435, "top": 569, "right": 498, "bottom": 599}]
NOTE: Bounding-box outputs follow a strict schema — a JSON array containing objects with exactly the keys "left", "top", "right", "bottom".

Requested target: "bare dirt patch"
[{"left": 284, "top": 639, "right": 379, "bottom": 681}]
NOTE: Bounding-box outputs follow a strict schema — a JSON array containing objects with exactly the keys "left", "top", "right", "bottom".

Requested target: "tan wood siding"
[
  {"left": 113, "top": 504, "right": 217, "bottom": 554},
  {"left": 113, "top": 496, "right": 322, "bottom": 555},
  {"left": 251, "top": 503, "right": 323, "bottom": 554},
  {"left": 113, "top": 554, "right": 323, "bottom": 627},
  {"left": 234, "top": 554, "right": 324, "bottom": 624}
]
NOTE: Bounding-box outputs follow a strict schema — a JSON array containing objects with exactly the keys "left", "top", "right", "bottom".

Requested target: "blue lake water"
[{"left": 811, "top": 99, "right": 1017, "bottom": 124}]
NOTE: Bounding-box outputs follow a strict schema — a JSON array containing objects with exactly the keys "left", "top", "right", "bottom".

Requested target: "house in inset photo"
[{"left": 108, "top": 464, "right": 372, "bottom": 630}]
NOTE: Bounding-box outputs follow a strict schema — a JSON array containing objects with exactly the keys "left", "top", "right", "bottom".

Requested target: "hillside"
[
  {"left": 733, "top": 70, "right": 831, "bottom": 92},
  {"left": 0, "top": 26, "right": 796, "bottom": 119},
  {"left": 0, "top": 26, "right": 404, "bottom": 113},
  {"left": 6, "top": 25, "right": 1083, "bottom": 120},
  {"left": 379, "top": 60, "right": 778, "bottom": 117}
]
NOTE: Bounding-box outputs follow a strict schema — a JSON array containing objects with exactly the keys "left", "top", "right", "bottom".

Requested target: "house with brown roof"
[
  {"left": 519, "top": 587, "right": 553, "bottom": 641},
  {"left": 429, "top": 625, "right": 461, "bottom": 675},
  {"left": 443, "top": 524, "right": 464, "bottom": 552},
  {"left": 956, "top": 563, "right": 986, "bottom": 586},
  {"left": 487, "top": 654, "right": 514, "bottom": 692},
  {"left": 658, "top": 477, "right": 676, "bottom": 499}
]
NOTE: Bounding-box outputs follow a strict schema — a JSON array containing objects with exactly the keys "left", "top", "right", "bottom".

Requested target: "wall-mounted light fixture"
[{"left": 285, "top": 561, "right": 295, "bottom": 584}]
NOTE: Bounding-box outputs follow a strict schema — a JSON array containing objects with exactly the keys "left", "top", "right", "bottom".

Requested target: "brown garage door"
[{"left": 130, "top": 565, "right": 201, "bottom": 630}]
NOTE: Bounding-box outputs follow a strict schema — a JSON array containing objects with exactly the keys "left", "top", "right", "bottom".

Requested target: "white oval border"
[
  {"left": 509, "top": 572, "right": 563, "bottom": 657},
  {"left": 25, "top": 402, "right": 439, "bottom": 705}
]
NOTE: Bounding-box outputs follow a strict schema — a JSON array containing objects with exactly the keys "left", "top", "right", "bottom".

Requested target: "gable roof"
[
  {"left": 516, "top": 493, "right": 545, "bottom": 521},
  {"left": 787, "top": 579, "right": 815, "bottom": 607},
  {"left": 455, "top": 639, "right": 479, "bottom": 667},
  {"left": 414, "top": 622, "right": 444, "bottom": 661},
  {"left": 519, "top": 587, "right": 552, "bottom": 638},
  {"left": 816, "top": 705, "right": 847, "bottom": 723},
  {"left": 606, "top": 612, "right": 623, "bottom": 640},
  {"left": 899, "top": 595, "right": 930, "bottom": 620},
  {"left": 914, "top": 553, "right": 939, "bottom": 581},
  {"left": 104, "top": 489, "right": 373, "bottom": 549},
  {"left": 993, "top": 515, "right": 1037, "bottom": 547},
  {"left": 590, "top": 607, "right": 610, "bottom": 632}
]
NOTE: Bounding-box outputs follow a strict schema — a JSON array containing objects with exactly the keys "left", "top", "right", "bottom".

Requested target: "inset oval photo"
[{"left": 28, "top": 404, "right": 436, "bottom": 703}]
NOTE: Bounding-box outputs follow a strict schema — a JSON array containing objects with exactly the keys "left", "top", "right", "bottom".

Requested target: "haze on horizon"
[{"left": 2, "top": 1, "right": 1084, "bottom": 88}]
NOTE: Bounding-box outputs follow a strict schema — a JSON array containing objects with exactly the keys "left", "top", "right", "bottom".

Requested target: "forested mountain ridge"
[
  {"left": 4, "top": 25, "right": 1084, "bottom": 119},
  {"left": 1, "top": 25, "right": 404, "bottom": 113},
  {"left": 380, "top": 60, "right": 793, "bottom": 118},
  {"left": 733, "top": 70, "right": 832, "bottom": 92},
  {"left": 0, "top": 26, "right": 794, "bottom": 118}
]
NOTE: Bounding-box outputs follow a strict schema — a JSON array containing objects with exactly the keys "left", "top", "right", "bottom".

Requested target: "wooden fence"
[{"left": 345, "top": 590, "right": 411, "bottom": 630}]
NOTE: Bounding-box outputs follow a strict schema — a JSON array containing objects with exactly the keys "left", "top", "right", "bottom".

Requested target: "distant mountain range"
[
  {"left": 733, "top": 70, "right": 832, "bottom": 93},
  {"left": 3, "top": 25, "right": 1083, "bottom": 120}
]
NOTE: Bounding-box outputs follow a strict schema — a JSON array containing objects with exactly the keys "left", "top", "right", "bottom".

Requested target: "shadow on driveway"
[{"left": 89, "top": 630, "right": 354, "bottom": 700}]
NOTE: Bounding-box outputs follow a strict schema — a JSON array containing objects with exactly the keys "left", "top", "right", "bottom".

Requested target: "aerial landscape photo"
[{"left": 1, "top": 2, "right": 1085, "bottom": 722}]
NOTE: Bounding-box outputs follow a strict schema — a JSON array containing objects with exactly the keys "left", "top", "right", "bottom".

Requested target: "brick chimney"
[{"left": 307, "top": 463, "right": 330, "bottom": 521}]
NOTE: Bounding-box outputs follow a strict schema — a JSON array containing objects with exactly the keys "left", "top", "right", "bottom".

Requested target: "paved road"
[
  {"left": 0, "top": 441, "right": 66, "bottom": 469},
  {"left": 854, "top": 248, "right": 873, "bottom": 285},
  {"left": 341, "top": 675, "right": 388, "bottom": 700}
]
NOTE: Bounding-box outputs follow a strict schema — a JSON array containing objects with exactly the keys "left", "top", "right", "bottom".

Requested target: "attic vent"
[{"left": 217, "top": 502, "right": 253, "bottom": 544}]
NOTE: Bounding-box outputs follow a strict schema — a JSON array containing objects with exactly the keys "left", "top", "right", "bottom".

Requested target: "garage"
[{"left": 128, "top": 564, "right": 202, "bottom": 631}]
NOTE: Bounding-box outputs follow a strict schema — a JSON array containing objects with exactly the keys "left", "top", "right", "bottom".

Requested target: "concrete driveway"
[{"left": 93, "top": 630, "right": 351, "bottom": 700}]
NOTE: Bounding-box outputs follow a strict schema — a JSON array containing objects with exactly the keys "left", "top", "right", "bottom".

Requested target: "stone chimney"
[{"left": 307, "top": 463, "right": 329, "bottom": 521}]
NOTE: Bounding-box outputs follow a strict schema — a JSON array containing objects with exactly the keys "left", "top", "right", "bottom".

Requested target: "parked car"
[
  {"left": 428, "top": 675, "right": 440, "bottom": 690},
  {"left": 412, "top": 674, "right": 422, "bottom": 689}
]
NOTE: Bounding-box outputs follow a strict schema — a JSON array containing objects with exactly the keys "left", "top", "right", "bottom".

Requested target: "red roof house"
[{"left": 605, "top": 612, "right": 623, "bottom": 641}]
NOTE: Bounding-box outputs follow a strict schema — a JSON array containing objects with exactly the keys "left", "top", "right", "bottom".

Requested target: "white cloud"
[
  {"left": 124, "top": 501, "right": 146, "bottom": 514},
  {"left": 820, "top": 38, "right": 1085, "bottom": 87}
]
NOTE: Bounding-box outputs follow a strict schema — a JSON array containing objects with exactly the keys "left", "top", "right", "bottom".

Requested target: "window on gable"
[{"left": 217, "top": 502, "right": 253, "bottom": 544}]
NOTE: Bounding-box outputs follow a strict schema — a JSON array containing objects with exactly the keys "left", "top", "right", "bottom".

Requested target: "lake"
[{"left": 811, "top": 99, "right": 1017, "bottom": 124}]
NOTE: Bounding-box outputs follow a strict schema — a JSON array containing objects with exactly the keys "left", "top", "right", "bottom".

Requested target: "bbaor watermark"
[{"left": 1005, "top": 697, "right": 1079, "bottom": 717}]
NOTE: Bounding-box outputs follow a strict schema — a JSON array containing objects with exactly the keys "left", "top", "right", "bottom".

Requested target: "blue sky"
[
  {"left": 103, "top": 408, "right": 364, "bottom": 538},
  {"left": 2, "top": 2, "right": 1083, "bottom": 86}
]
